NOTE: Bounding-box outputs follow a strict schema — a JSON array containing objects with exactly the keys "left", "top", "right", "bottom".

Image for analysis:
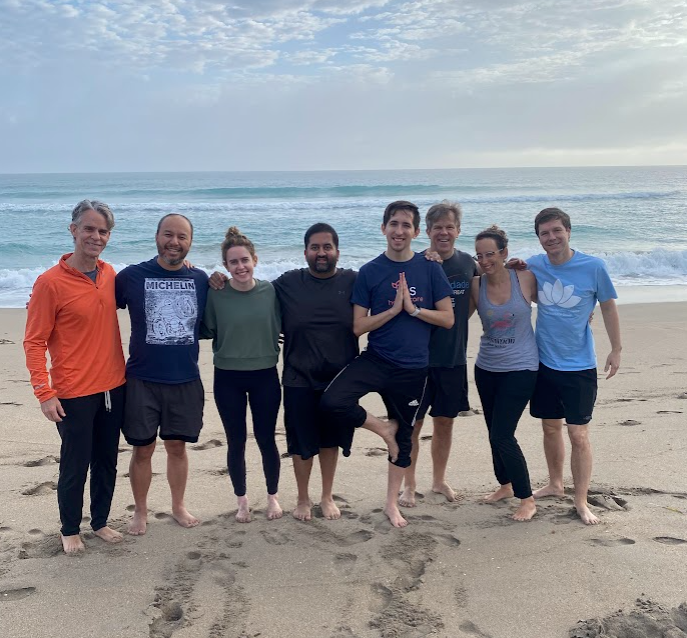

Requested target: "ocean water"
[{"left": 1, "top": 167, "right": 686, "bottom": 307}]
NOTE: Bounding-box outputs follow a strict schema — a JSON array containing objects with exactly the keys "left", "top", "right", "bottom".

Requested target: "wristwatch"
[{"left": 410, "top": 306, "right": 422, "bottom": 317}]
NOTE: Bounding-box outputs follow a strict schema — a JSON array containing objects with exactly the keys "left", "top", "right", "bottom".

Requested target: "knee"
[
  {"left": 255, "top": 432, "right": 277, "bottom": 452},
  {"left": 542, "top": 419, "right": 564, "bottom": 436},
  {"left": 164, "top": 440, "right": 187, "bottom": 459},
  {"left": 132, "top": 443, "right": 155, "bottom": 463},
  {"left": 320, "top": 391, "right": 343, "bottom": 417},
  {"left": 433, "top": 417, "right": 454, "bottom": 436},
  {"left": 568, "top": 427, "right": 590, "bottom": 449},
  {"left": 489, "top": 432, "right": 512, "bottom": 451}
]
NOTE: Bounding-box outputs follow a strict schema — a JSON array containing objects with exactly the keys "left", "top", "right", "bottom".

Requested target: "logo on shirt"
[
  {"left": 539, "top": 279, "right": 581, "bottom": 309},
  {"left": 144, "top": 278, "right": 198, "bottom": 345}
]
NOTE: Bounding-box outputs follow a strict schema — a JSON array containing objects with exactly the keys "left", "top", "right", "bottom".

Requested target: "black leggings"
[
  {"left": 213, "top": 367, "right": 281, "bottom": 497},
  {"left": 56, "top": 384, "right": 125, "bottom": 536},
  {"left": 474, "top": 366, "right": 537, "bottom": 499}
]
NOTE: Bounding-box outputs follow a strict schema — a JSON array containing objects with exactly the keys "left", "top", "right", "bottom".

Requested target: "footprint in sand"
[
  {"left": 22, "top": 455, "right": 59, "bottom": 467},
  {"left": 279, "top": 451, "right": 291, "bottom": 459},
  {"left": 21, "top": 481, "right": 57, "bottom": 496},
  {"left": 435, "top": 533, "right": 461, "bottom": 547},
  {"left": 653, "top": 536, "right": 687, "bottom": 545},
  {"left": 619, "top": 419, "right": 641, "bottom": 426},
  {"left": 657, "top": 410, "right": 683, "bottom": 414},
  {"left": 587, "top": 537, "right": 635, "bottom": 547},
  {"left": 420, "top": 435, "right": 432, "bottom": 441},
  {"left": 364, "top": 447, "right": 387, "bottom": 457},
  {"left": 260, "top": 529, "right": 292, "bottom": 546},
  {"left": 1, "top": 587, "right": 36, "bottom": 602},
  {"left": 587, "top": 494, "right": 630, "bottom": 511},
  {"left": 340, "top": 529, "right": 374, "bottom": 546},
  {"left": 459, "top": 620, "right": 493, "bottom": 637},
  {"left": 191, "top": 439, "right": 224, "bottom": 451},
  {"left": 333, "top": 552, "right": 358, "bottom": 575},
  {"left": 19, "top": 537, "right": 63, "bottom": 559}
]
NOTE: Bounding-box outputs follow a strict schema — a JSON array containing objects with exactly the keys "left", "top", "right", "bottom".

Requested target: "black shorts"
[
  {"left": 529, "top": 364, "right": 597, "bottom": 425},
  {"left": 123, "top": 377, "right": 204, "bottom": 446},
  {"left": 416, "top": 365, "right": 470, "bottom": 420},
  {"left": 283, "top": 386, "right": 341, "bottom": 461},
  {"left": 320, "top": 350, "right": 427, "bottom": 469}
]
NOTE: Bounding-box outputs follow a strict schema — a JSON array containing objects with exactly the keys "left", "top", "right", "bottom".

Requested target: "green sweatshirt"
[{"left": 201, "top": 279, "right": 281, "bottom": 371}]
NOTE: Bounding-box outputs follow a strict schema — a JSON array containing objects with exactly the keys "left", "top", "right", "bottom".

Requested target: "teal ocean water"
[{"left": 1, "top": 166, "right": 686, "bottom": 307}]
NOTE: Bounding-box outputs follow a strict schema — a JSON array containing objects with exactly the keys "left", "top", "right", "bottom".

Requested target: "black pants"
[
  {"left": 213, "top": 367, "right": 281, "bottom": 497},
  {"left": 56, "top": 384, "right": 125, "bottom": 536},
  {"left": 320, "top": 350, "right": 427, "bottom": 469},
  {"left": 474, "top": 366, "right": 537, "bottom": 499}
]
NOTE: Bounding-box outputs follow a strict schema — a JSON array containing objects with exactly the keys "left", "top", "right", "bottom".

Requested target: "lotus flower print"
[{"left": 539, "top": 279, "right": 581, "bottom": 308}]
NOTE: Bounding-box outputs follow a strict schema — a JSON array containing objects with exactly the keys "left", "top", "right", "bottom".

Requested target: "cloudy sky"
[{"left": 1, "top": 0, "right": 686, "bottom": 172}]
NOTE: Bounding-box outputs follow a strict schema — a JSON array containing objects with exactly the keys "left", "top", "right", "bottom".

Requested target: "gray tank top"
[{"left": 475, "top": 269, "right": 539, "bottom": 372}]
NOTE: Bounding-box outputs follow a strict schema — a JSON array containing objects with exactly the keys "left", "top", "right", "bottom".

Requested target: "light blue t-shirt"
[{"left": 527, "top": 250, "right": 617, "bottom": 371}]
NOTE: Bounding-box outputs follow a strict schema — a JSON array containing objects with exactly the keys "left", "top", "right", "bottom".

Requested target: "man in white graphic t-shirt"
[{"left": 526, "top": 207, "right": 622, "bottom": 525}]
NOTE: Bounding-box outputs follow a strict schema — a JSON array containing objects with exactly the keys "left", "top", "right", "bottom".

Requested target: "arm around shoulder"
[{"left": 516, "top": 270, "right": 538, "bottom": 304}]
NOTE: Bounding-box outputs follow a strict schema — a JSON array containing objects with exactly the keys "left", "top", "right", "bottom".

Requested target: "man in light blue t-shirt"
[{"left": 526, "top": 207, "right": 622, "bottom": 526}]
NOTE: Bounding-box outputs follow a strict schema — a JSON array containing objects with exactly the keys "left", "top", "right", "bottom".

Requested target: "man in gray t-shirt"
[{"left": 400, "top": 201, "right": 478, "bottom": 507}]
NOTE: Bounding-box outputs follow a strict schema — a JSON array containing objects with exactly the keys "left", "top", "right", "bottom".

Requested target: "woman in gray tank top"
[{"left": 469, "top": 225, "right": 539, "bottom": 522}]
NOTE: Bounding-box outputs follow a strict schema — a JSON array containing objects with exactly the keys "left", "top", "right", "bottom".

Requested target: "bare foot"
[
  {"left": 382, "top": 419, "right": 400, "bottom": 463},
  {"left": 483, "top": 484, "right": 514, "bottom": 503},
  {"left": 127, "top": 510, "right": 147, "bottom": 536},
  {"left": 398, "top": 486, "right": 417, "bottom": 507},
  {"left": 61, "top": 533, "right": 85, "bottom": 555},
  {"left": 266, "top": 494, "right": 283, "bottom": 520},
  {"left": 432, "top": 481, "right": 457, "bottom": 503},
  {"left": 512, "top": 498, "right": 537, "bottom": 522},
  {"left": 236, "top": 496, "right": 252, "bottom": 523},
  {"left": 320, "top": 496, "right": 341, "bottom": 520},
  {"left": 172, "top": 506, "right": 200, "bottom": 528},
  {"left": 94, "top": 526, "right": 123, "bottom": 543},
  {"left": 292, "top": 499, "right": 312, "bottom": 522},
  {"left": 575, "top": 502, "right": 599, "bottom": 525},
  {"left": 383, "top": 504, "right": 408, "bottom": 528},
  {"left": 533, "top": 484, "right": 565, "bottom": 499}
]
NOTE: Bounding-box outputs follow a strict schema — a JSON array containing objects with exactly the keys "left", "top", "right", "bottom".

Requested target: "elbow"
[
  {"left": 353, "top": 325, "right": 365, "bottom": 338},
  {"left": 442, "top": 314, "right": 455, "bottom": 330}
]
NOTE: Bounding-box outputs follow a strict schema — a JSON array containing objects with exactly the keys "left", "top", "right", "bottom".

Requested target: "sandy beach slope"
[{"left": 1, "top": 302, "right": 686, "bottom": 638}]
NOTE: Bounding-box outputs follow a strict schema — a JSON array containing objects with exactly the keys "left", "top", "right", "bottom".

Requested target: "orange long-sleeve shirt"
[{"left": 24, "top": 254, "right": 126, "bottom": 403}]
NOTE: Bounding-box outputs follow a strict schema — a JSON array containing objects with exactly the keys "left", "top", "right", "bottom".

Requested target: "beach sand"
[{"left": 1, "top": 302, "right": 686, "bottom": 638}]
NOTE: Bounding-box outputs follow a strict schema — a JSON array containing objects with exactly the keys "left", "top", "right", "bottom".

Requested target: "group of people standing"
[{"left": 24, "top": 197, "right": 621, "bottom": 554}]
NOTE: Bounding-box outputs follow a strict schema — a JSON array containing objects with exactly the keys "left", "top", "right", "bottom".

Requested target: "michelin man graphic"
[{"left": 144, "top": 279, "right": 198, "bottom": 345}]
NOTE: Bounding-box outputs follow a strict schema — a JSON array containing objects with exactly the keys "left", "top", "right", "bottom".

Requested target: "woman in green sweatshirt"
[{"left": 202, "top": 227, "right": 282, "bottom": 523}]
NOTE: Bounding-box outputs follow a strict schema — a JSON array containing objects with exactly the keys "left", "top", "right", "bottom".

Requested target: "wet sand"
[{"left": 1, "top": 302, "right": 686, "bottom": 638}]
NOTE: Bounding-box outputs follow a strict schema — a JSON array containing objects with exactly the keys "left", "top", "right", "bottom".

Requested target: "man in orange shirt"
[{"left": 24, "top": 200, "right": 126, "bottom": 555}]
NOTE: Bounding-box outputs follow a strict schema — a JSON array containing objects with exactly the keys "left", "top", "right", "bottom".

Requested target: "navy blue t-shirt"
[
  {"left": 352, "top": 253, "right": 452, "bottom": 369},
  {"left": 115, "top": 258, "right": 209, "bottom": 384}
]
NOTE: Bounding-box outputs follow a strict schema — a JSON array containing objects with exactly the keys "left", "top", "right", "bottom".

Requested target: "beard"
[
  {"left": 156, "top": 240, "right": 188, "bottom": 267},
  {"left": 307, "top": 254, "right": 336, "bottom": 274}
]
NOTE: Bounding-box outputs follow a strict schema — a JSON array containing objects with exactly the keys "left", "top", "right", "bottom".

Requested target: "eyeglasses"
[{"left": 473, "top": 249, "right": 504, "bottom": 261}]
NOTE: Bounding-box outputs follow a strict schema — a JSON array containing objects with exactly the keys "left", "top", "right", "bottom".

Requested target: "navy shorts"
[
  {"left": 529, "top": 364, "right": 597, "bottom": 425},
  {"left": 416, "top": 365, "right": 470, "bottom": 420},
  {"left": 123, "top": 377, "right": 204, "bottom": 446},
  {"left": 284, "top": 386, "right": 342, "bottom": 460}
]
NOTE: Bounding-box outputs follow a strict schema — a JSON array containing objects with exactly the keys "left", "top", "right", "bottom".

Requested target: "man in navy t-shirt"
[
  {"left": 116, "top": 214, "right": 209, "bottom": 536},
  {"left": 321, "top": 201, "right": 453, "bottom": 528}
]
